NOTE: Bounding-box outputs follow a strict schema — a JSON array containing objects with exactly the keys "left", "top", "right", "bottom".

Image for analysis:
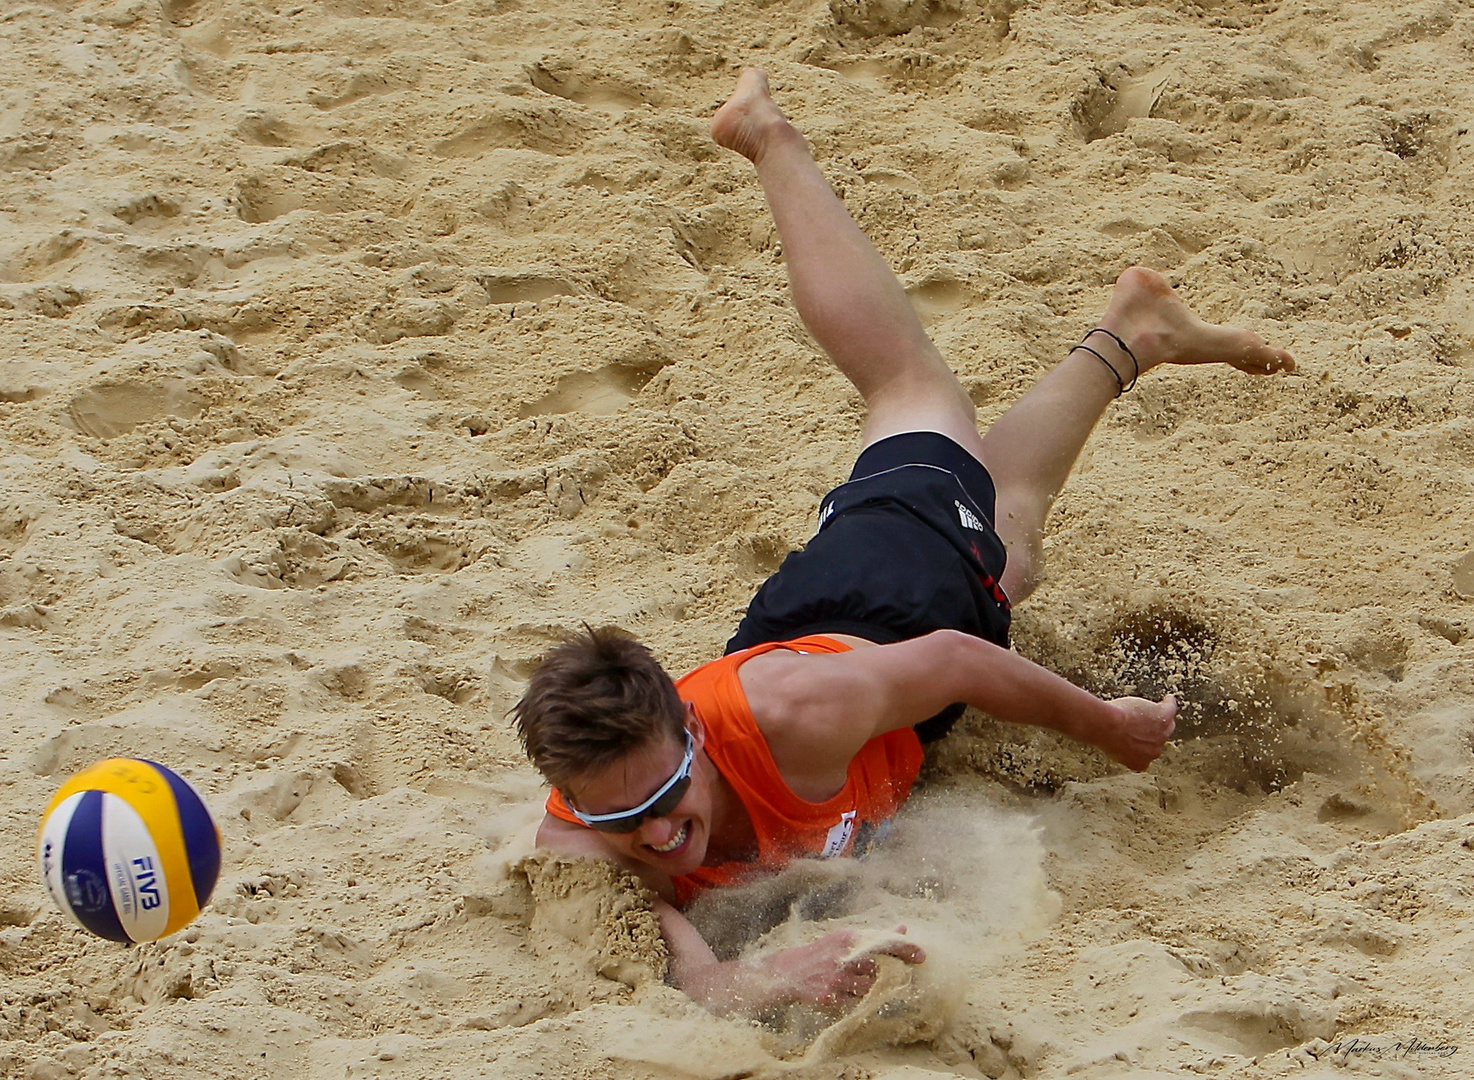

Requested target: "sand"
[{"left": 2, "top": 0, "right": 1473, "bottom": 1076}]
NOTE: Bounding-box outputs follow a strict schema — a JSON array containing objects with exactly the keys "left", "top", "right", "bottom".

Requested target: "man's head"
[
  {"left": 514, "top": 627, "right": 711, "bottom": 873},
  {"left": 513, "top": 626, "right": 686, "bottom": 792}
]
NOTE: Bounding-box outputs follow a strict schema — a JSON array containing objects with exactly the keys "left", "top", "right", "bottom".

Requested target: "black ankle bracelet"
[
  {"left": 1070, "top": 343, "right": 1124, "bottom": 396},
  {"left": 1084, "top": 327, "right": 1139, "bottom": 393}
]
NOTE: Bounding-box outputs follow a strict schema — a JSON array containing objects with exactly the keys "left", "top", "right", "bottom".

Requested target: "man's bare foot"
[
  {"left": 711, "top": 68, "right": 803, "bottom": 165},
  {"left": 1093, "top": 267, "right": 1295, "bottom": 379}
]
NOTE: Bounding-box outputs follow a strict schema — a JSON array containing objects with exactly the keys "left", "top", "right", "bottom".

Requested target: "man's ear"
[{"left": 684, "top": 702, "right": 705, "bottom": 749}]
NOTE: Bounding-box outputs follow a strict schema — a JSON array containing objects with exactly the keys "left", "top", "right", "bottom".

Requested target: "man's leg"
[
  {"left": 711, "top": 71, "right": 1294, "bottom": 604},
  {"left": 711, "top": 69, "right": 984, "bottom": 458},
  {"left": 978, "top": 269, "right": 1294, "bottom": 600}
]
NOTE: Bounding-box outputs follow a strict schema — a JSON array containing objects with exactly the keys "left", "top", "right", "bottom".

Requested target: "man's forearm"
[
  {"left": 671, "top": 952, "right": 791, "bottom": 1015},
  {"left": 936, "top": 630, "right": 1175, "bottom": 770},
  {"left": 939, "top": 630, "right": 1115, "bottom": 739},
  {"left": 658, "top": 900, "right": 797, "bottom": 1014},
  {"left": 800, "top": 630, "right": 1169, "bottom": 769}
]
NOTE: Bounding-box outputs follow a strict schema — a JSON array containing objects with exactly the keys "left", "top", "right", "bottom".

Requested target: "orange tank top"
[{"left": 544, "top": 635, "right": 924, "bottom": 906}]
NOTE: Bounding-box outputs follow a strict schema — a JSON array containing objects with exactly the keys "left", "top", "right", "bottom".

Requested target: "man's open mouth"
[{"left": 650, "top": 822, "right": 689, "bottom": 854}]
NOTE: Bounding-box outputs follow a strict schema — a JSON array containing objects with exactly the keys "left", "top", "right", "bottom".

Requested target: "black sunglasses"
[{"left": 569, "top": 731, "right": 695, "bottom": 834}]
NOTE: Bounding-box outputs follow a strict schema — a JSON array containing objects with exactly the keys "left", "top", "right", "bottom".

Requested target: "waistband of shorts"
[{"left": 849, "top": 431, "right": 995, "bottom": 505}]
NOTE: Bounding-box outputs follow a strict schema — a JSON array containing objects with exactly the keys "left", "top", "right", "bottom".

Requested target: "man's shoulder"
[
  {"left": 730, "top": 649, "right": 804, "bottom": 733},
  {"left": 737, "top": 649, "right": 885, "bottom": 800},
  {"left": 681, "top": 636, "right": 881, "bottom": 791},
  {"left": 733, "top": 635, "right": 875, "bottom": 725},
  {"left": 680, "top": 635, "right": 863, "bottom": 729}
]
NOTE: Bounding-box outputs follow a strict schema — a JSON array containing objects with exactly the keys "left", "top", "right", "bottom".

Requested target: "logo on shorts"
[
  {"left": 818, "top": 501, "right": 836, "bottom": 528},
  {"left": 955, "top": 500, "right": 986, "bottom": 533}
]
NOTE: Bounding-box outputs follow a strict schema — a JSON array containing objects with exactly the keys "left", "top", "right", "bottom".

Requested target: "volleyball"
[{"left": 37, "top": 758, "right": 221, "bottom": 943}]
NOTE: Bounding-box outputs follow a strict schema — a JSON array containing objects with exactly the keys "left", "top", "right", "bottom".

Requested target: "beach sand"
[{"left": 2, "top": 0, "right": 1473, "bottom": 1076}]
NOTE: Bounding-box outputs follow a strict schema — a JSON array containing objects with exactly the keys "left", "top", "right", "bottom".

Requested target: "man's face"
[{"left": 566, "top": 713, "right": 711, "bottom": 877}]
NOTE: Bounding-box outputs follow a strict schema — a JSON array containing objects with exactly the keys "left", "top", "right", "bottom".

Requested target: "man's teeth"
[{"left": 652, "top": 823, "right": 688, "bottom": 853}]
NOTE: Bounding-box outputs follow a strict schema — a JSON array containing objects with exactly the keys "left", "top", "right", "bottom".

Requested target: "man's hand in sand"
[
  {"left": 763, "top": 927, "right": 924, "bottom": 1010},
  {"left": 1100, "top": 694, "right": 1179, "bottom": 771}
]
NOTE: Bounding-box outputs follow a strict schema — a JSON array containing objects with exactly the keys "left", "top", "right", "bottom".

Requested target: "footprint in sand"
[
  {"left": 348, "top": 522, "right": 486, "bottom": 574},
  {"left": 306, "top": 66, "right": 411, "bottom": 111},
  {"left": 1452, "top": 551, "right": 1474, "bottom": 597},
  {"left": 233, "top": 167, "right": 367, "bottom": 223},
  {"left": 0, "top": 283, "right": 82, "bottom": 318},
  {"left": 285, "top": 140, "right": 407, "bottom": 180},
  {"left": 110, "top": 194, "right": 181, "bottom": 227},
  {"left": 517, "top": 363, "right": 655, "bottom": 418},
  {"left": 905, "top": 277, "right": 974, "bottom": 323},
  {"left": 68, "top": 379, "right": 202, "bottom": 440},
  {"left": 0, "top": 503, "right": 35, "bottom": 554},
  {"left": 529, "top": 62, "right": 656, "bottom": 113},
  {"left": 1073, "top": 68, "right": 1172, "bottom": 142},
  {"left": 1178, "top": 1002, "right": 1333, "bottom": 1058},
  {"left": 409, "top": 663, "right": 482, "bottom": 704},
  {"left": 236, "top": 110, "right": 303, "bottom": 148},
  {"left": 831, "top": 58, "right": 889, "bottom": 90},
  {"left": 431, "top": 99, "right": 595, "bottom": 158},
  {"left": 477, "top": 273, "right": 580, "bottom": 305},
  {"left": 160, "top": 0, "right": 202, "bottom": 26},
  {"left": 829, "top": 0, "right": 963, "bottom": 37}
]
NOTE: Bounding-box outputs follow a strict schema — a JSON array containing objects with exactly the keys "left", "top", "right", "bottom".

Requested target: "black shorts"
[{"left": 726, "top": 431, "right": 1012, "bottom": 742}]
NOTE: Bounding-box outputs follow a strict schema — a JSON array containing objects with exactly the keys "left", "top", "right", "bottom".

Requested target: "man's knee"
[
  {"left": 866, "top": 362, "right": 972, "bottom": 410},
  {"left": 1000, "top": 549, "right": 1043, "bottom": 605},
  {"left": 861, "top": 372, "right": 978, "bottom": 446},
  {"left": 991, "top": 494, "right": 1047, "bottom": 604}
]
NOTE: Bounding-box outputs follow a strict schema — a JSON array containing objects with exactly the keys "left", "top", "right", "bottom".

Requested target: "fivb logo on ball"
[{"left": 38, "top": 758, "right": 221, "bottom": 943}]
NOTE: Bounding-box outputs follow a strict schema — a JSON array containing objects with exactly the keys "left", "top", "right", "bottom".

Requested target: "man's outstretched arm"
[{"left": 750, "top": 629, "right": 1177, "bottom": 783}]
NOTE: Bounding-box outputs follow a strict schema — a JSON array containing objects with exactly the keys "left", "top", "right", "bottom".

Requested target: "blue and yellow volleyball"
[{"left": 37, "top": 758, "right": 222, "bottom": 943}]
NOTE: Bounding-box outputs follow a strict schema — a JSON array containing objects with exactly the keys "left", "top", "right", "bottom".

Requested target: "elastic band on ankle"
[
  {"left": 1085, "top": 327, "right": 1139, "bottom": 393},
  {"left": 1071, "top": 343, "right": 1124, "bottom": 396}
]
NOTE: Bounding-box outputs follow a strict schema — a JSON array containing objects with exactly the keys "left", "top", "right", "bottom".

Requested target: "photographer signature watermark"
[{"left": 1322, "top": 1036, "right": 1459, "bottom": 1060}]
